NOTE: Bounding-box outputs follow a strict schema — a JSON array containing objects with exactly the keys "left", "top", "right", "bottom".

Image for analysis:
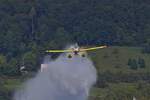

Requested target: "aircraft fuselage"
[{"left": 72, "top": 47, "right": 80, "bottom": 55}]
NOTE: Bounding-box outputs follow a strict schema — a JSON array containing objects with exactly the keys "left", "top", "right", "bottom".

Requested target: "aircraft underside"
[{"left": 67, "top": 51, "right": 87, "bottom": 58}]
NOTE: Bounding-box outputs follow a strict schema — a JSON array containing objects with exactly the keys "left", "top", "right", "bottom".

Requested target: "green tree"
[
  {"left": 128, "top": 59, "right": 138, "bottom": 70},
  {"left": 3, "top": 58, "right": 20, "bottom": 76},
  {"left": 23, "top": 51, "right": 37, "bottom": 71},
  {"left": 127, "top": 58, "right": 132, "bottom": 66},
  {"left": 138, "top": 58, "right": 146, "bottom": 68},
  {"left": 0, "top": 55, "right": 7, "bottom": 75},
  {"left": 0, "top": 55, "right": 6, "bottom": 65},
  {"left": 53, "top": 27, "right": 72, "bottom": 48}
]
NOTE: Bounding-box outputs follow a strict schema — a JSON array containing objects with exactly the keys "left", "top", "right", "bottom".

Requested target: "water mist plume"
[{"left": 14, "top": 47, "right": 97, "bottom": 100}]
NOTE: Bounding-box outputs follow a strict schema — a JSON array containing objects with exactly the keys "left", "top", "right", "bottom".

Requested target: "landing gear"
[
  {"left": 81, "top": 54, "right": 86, "bottom": 57},
  {"left": 79, "top": 52, "right": 87, "bottom": 58},
  {"left": 68, "top": 54, "right": 72, "bottom": 58},
  {"left": 67, "top": 52, "right": 86, "bottom": 58}
]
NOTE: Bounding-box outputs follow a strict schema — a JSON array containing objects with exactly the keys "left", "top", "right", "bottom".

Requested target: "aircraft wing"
[
  {"left": 80, "top": 46, "right": 107, "bottom": 51},
  {"left": 46, "top": 49, "right": 72, "bottom": 53}
]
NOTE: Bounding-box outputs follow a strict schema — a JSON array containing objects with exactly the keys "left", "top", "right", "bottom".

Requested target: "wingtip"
[
  {"left": 45, "top": 50, "right": 49, "bottom": 52},
  {"left": 104, "top": 45, "right": 108, "bottom": 48},
  {"left": 101, "top": 45, "right": 107, "bottom": 48}
]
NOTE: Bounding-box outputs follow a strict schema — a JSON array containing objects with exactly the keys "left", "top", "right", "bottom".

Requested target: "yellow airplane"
[{"left": 46, "top": 44, "right": 107, "bottom": 58}]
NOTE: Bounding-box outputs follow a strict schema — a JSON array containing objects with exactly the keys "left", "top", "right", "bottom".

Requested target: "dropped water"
[{"left": 14, "top": 54, "right": 97, "bottom": 100}]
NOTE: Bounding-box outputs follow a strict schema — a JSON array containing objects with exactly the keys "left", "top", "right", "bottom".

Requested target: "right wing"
[{"left": 80, "top": 46, "right": 107, "bottom": 51}]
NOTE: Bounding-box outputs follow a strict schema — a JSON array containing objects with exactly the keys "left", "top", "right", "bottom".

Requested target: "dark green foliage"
[
  {"left": 96, "top": 72, "right": 150, "bottom": 84},
  {"left": 128, "top": 58, "right": 132, "bottom": 66},
  {"left": 128, "top": 58, "right": 146, "bottom": 70},
  {"left": 130, "top": 59, "right": 138, "bottom": 70},
  {"left": 0, "top": 54, "right": 21, "bottom": 76},
  {"left": 23, "top": 51, "right": 37, "bottom": 71},
  {"left": 138, "top": 57, "right": 146, "bottom": 68},
  {"left": 0, "top": 0, "right": 150, "bottom": 75},
  {"left": 128, "top": 58, "right": 138, "bottom": 70},
  {"left": 142, "top": 45, "right": 150, "bottom": 54}
]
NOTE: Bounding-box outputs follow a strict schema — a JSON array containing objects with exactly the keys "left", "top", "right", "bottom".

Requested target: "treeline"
[
  {"left": 128, "top": 57, "right": 146, "bottom": 70},
  {"left": 0, "top": 0, "right": 150, "bottom": 75},
  {"left": 96, "top": 72, "right": 150, "bottom": 88},
  {"left": 90, "top": 82, "right": 150, "bottom": 100}
]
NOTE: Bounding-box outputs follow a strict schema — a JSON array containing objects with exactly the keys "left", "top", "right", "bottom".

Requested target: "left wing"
[
  {"left": 46, "top": 49, "right": 72, "bottom": 53},
  {"left": 80, "top": 46, "right": 107, "bottom": 51}
]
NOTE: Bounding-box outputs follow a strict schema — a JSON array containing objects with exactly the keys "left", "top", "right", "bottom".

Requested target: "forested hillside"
[{"left": 0, "top": 0, "right": 150, "bottom": 74}]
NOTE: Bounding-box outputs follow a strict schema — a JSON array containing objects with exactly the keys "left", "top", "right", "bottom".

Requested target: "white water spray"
[{"left": 14, "top": 52, "right": 97, "bottom": 100}]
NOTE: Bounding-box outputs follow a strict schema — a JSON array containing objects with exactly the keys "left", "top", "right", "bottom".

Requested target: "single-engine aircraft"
[{"left": 46, "top": 44, "right": 107, "bottom": 58}]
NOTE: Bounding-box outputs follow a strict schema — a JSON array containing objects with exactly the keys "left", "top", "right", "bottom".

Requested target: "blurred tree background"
[
  {"left": 0, "top": 0, "right": 150, "bottom": 100},
  {"left": 0, "top": 0, "right": 150, "bottom": 73}
]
